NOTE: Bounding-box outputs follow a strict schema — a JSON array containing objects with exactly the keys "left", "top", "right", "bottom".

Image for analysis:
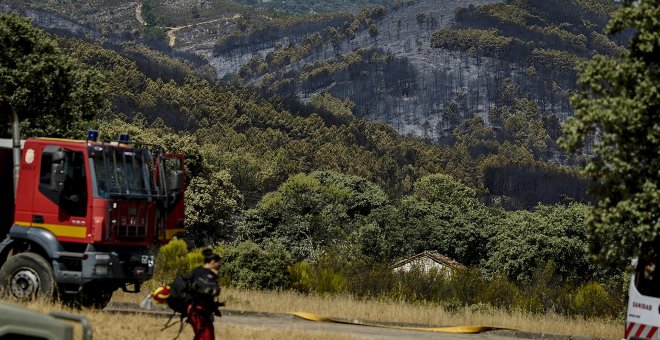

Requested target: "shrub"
[
  {"left": 154, "top": 238, "right": 203, "bottom": 283},
  {"left": 443, "top": 298, "right": 463, "bottom": 313},
  {"left": 316, "top": 268, "right": 348, "bottom": 295},
  {"left": 478, "top": 275, "right": 521, "bottom": 310},
  {"left": 347, "top": 263, "right": 397, "bottom": 298},
  {"left": 512, "top": 293, "right": 544, "bottom": 314},
  {"left": 288, "top": 261, "right": 314, "bottom": 293},
  {"left": 391, "top": 266, "right": 450, "bottom": 302},
  {"left": 289, "top": 259, "right": 349, "bottom": 295},
  {"left": 218, "top": 240, "right": 293, "bottom": 290},
  {"left": 447, "top": 268, "right": 486, "bottom": 305},
  {"left": 572, "top": 282, "right": 619, "bottom": 318}
]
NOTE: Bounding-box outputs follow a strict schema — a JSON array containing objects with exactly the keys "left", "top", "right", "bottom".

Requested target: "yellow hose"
[{"left": 292, "top": 312, "right": 511, "bottom": 333}]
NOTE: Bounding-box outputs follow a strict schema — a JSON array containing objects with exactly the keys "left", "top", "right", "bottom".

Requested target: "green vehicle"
[{"left": 0, "top": 302, "right": 92, "bottom": 340}]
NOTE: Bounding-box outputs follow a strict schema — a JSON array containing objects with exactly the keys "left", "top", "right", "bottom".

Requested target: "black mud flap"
[{"left": 121, "top": 281, "right": 141, "bottom": 293}]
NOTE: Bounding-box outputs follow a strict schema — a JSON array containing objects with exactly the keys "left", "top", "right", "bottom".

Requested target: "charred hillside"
[
  {"left": 199, "top": 0, "right": 623, "bottom": 166},
  {"left": 2, "top": 1, "right": 624, "bottom": 161}
]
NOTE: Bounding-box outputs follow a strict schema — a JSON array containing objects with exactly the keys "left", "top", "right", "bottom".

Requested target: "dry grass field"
[
  {"left": 109, "top": 285, "right": 622, "bottom": 339},
  {"left": 1, "top": 297, "right": 354, "bottom": 340},
  {"left": 1, "top": 284, "right": 622, "bottom": 340}
]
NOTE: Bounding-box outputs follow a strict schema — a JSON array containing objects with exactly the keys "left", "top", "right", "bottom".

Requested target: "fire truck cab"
[
  {"left": 0, "top": 131, "right": 185, "bottom": 307},
  {"left": 626, "top": 240, "right": 660, "bottom": 340}
]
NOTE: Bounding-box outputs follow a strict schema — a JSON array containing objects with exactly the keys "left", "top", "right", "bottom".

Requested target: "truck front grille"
[
  {"left": 114, "top": 224, "right": 147, "bottom": 239},
  {"left": 107, "top": 200, "right": 150, "bottom": 241}
]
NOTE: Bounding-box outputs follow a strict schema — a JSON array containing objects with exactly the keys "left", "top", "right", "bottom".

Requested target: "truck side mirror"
[
  {"left": 168, "top": 170, "right": 184, "bottom": 192},
  {"left": 50, "top": 163, "right": 65, "bottom": 193}
]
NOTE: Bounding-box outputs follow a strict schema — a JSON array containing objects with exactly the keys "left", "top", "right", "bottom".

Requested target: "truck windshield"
[{"left": 89, "top": 145, "right": 153, "bottom": 198}]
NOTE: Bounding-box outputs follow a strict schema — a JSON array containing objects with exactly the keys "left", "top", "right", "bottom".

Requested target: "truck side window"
[
  {"left": 60, "top": 150, "right": 87, "bottom": 217},
  {"left": 635, "top": 246, "right": 660, "bottom": 297},
  {"left": 39, "top": 147, "right": 88, "bottom": 217},
  {"left": 164, "top": 157, "right": 185, "bottom": 189},
  {"left": 39, "top": 146, "right": 60, "bottom": 205}
]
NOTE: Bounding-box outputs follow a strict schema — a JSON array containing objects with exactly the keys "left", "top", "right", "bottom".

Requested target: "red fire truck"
[{"left": 0, "top": 125, "right": 185, "bottom": 308}]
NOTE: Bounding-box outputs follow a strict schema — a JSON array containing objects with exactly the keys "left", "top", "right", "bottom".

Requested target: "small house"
[{"left": 390, "top": 251, "right": 466, "bottom": 276}]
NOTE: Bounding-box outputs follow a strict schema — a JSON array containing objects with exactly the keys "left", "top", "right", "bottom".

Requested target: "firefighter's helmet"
[{"left": 151, "top": 285, "right": 171, "bottom": 304}]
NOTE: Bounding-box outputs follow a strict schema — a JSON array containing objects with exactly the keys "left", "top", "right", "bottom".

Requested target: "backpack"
[
  {"left": 152, "top": 273, "right": 221, "bottom": 314},
  {"left": 152, "top": 275, "right": 194, "bottom": 340},
  {"left": 165, "top": 275, "right": 193, "bottom": 317}
]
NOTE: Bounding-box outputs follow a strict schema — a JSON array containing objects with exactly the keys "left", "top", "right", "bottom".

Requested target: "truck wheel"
[{"left": 0, "top": 252, "right": 57, "bottom": 301}]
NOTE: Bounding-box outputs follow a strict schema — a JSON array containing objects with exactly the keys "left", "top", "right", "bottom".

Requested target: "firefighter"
[{"left": 187, "top": 248, "right": 222, "bottom": 340}]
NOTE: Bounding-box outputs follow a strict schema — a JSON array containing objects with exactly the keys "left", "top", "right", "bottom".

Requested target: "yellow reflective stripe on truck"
[
  {"left": 15, "top": 221, "right": 87, "bottom": 239},
  {"left": 166, "top": 228, "right": 184, "bottom": 239}
]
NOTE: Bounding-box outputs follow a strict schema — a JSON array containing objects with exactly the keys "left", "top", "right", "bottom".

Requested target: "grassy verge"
[
  {"left": 0, "top": 297, "right": 354, "bottom": 340},
  {"left": 113, "top": 286, "right": 622, "bottom": 339}
]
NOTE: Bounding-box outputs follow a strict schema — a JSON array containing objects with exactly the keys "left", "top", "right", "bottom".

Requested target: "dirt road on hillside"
[{"left": 134, "top": 3, "right": 239, "bottom": 47}]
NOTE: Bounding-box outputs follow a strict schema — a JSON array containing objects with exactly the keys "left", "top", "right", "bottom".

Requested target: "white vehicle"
[{"left": 626, "top": 242, "right": 660, "bottom": 340}]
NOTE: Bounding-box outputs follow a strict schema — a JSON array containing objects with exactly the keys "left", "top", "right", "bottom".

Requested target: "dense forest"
[{"left": 1, "top": 0, "right": 650, "bottom": 320}]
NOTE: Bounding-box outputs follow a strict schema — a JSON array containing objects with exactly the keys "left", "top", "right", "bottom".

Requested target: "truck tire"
[{"left": 0, "top": 252, "right": 58, "bottom": 302}]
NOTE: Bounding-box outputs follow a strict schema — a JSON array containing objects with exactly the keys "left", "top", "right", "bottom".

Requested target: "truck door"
[
  {"left": 161, "top": 154, "right": 185, "bottom": 240},
  {"left": 32, "top": 145, "right": 90, "bottom": 242}
]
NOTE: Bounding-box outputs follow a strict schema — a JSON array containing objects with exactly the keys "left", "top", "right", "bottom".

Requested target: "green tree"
[
  {"left": 218, "top": 240, "right": 292, "bottom": 290},
  {"left": 358, "top": 174, "right": 492, "bottom": 266},
  {"left": 309, "top": 92, "right": 355, "bottom": 121},
  {"left": 184, "top": 171, "right": 243, "bottom": 246},
  {"left": 0, "top": 14, "right": 104, "bottom": 137},
  {"left": 559, "top": 0, "right": 660, "bottom": 261},
  {"left": 484, "top": 204, "right": 591, "bottom": 285},
  {"left": 398, "top": 174, "right": 492, "bottom": 266},
  {"left": 238, "top": 171, "right": 388, "bottom": 261},
  {"left": 452, "top": 116, "right": 496, "bottom": 147},
  {"left": 501, "top": 99, "right": 551, "bottom": 157},
  {"left": 411, "top": 173, "right": 479, "bottom": 208}
]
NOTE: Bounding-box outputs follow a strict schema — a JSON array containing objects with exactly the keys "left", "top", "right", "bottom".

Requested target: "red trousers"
[{"left": 187, "top": 304, "right": 215, "bottom": 340}]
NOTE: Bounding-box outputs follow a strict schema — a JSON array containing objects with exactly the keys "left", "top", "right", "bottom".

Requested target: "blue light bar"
[
  {"left": 87, "top": 130, "right": 99, "bottom": 142},
  {"left": 119, "top": 133, "right": 130, "bottom": 143}
]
